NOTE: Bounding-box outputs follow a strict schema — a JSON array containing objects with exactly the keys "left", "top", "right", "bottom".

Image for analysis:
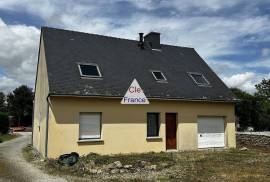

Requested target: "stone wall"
[{"left": 237, "top": 134, "right": 270, "bottom": 148}]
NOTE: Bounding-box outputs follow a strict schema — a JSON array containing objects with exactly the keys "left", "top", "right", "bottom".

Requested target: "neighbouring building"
[{"left": 33, "top": 27, "right": 236, "bottom": 158}]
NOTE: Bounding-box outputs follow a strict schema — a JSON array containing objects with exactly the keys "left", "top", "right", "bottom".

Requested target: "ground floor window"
[
  {"left": 79, "top": 112, "right": 101, "bottom": 139},
  {"left": 147, "top": 113, "right": 160, "bottom": 137}
]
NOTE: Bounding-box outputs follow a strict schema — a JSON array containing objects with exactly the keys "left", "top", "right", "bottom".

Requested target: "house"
[{"left": 33, "top": 27, "right": 236, "bottom": 158}]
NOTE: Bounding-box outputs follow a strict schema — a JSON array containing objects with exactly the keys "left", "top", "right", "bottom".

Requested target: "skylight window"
[
  {"left": 152, "top": 71, "right": 167, "bottom": 81},
  {"left": 78, "top": 63, "right": 102, "bottom": 78},
  {"left": 189, "top": 72, "right": 210, "bottom": 86}
]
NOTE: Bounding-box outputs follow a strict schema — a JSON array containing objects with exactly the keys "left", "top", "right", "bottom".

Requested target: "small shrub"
[{"left": 0, "top": 112, "right": 9, "bottom": 134}]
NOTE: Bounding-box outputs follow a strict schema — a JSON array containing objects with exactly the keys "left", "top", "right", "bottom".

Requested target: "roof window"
[
  {"left": 78, "top": 63, "right": 102, "bottom": 78},
  {"left": 151, "top": 71, "right": 167, "bottom": 81},
  {"left": 189, "top": 72, "right": 210, "bottom": 86}
]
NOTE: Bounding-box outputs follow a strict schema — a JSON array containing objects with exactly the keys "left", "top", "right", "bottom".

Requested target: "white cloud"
[
  {"left": 246, "top": 59, "right": 270, "bottom": 68},
  {"left": 0, "top": 18, "right": 40, "bottom": 93},
  {"left": 129, "top": 0, "right": 244, "bottom": 12},
  {"left": 0, "top": 0, "right": 56, "bottom": 20},
  {"left": 0, "top": 76, "right": 20, "bottom": 93},
  {"left": 222, "top": 72, "right": 256, "bottom": 92},
  {"left": 0, "top": 0, "right": 269, "bottom": 94},
  {"left": 207, "top": 60, "right": 240, "bottom": 74},
  {"left": 0, "top": 1, "right": 269, "bottom": 59},
  {"left": 221, "top": 72, "right": 270, "bottom": 93}
]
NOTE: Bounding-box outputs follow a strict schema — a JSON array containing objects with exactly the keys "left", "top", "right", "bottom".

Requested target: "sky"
[{"left": 0, "top": 0, "right": 269, "bottom": 94}]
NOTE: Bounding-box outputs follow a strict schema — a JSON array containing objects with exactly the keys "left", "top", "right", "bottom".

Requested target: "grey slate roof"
[{"left": 41, "top": 27, "right": 235, "bottom": 101}]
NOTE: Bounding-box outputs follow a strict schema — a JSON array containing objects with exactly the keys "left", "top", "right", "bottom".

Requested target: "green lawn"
[{"left": 0, "top": 134, "right": 18, "bottom": 143}]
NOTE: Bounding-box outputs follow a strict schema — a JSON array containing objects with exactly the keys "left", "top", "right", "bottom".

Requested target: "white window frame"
[
  {"left": 188, "top": 72, "right": 210, "bottom": 86},
  {"left": 78, "top": 63, "right": 102, "bottom": 78},
  {"left": 79, "top": 112, "right": 102, "bottom": 140},
  {"left": 151, "top": 70, "right": 167, "bottom": 82}
]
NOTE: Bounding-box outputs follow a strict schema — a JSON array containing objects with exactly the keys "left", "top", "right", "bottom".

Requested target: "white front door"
[{"left": 198, "top": 117, "right": 225, "bottom": 148}]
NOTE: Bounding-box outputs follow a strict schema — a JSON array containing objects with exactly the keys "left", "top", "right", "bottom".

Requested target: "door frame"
[{"left": 165, "top": 112, "right": 178, "bottom": 150}]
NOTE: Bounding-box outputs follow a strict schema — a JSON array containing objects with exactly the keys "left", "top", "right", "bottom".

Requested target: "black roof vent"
[
  {"left": 144, "top": 32, "right": 160, "bottom": 49},
  {"left": 138, "top": 33, "right": 144, "bottom": 49}
]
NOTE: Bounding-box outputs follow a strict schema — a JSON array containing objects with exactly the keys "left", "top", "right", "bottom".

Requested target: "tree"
[
  {"left": 0, "top": 92, "right": 6, "bottom": 112},
  {"left": 255, "top": 78, "right": 270, "bottom": 100},
  {"left": 0, "top": 112, "right": 9, "bottom": 134},
  {"left": 231, "top": 88, "right": 262, "bottom": 130},
  {"left": 7, "top": 85, "right": 33, "bottom": 126},
  {"left": 232, "top": 79, "right": 270, "bottom": 131},
  {"left": 255, "top": 79, "right": 270, "bottom": 130}
]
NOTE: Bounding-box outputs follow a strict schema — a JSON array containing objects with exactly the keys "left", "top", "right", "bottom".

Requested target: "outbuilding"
[{"left": 33, "top": 27, "right": 236, "bottom": 158}]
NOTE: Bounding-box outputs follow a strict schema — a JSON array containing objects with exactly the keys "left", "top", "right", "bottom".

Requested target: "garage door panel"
[{"left": 198, "top": 117, "right": 225, "bottom": 148}]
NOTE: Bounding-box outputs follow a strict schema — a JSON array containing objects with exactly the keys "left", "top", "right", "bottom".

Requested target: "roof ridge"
[
  {"left": 41, "top": 26, "right": 194, "bottom": 49},
  {"left": 161, "top": 43, "right": 194, "bottom": 49},
  {"left": 41, "top": 26, "right": 137, "bottom": 43}
]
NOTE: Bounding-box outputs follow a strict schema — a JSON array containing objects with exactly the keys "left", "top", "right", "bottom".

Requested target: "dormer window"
[
  {"left": 189, "top": 72, "right": 210, "bottom": 86},
  {"left": 151, "top": 71, "right": 167, "bottom": 82},
  {"left": 78, "top": 63, "right": 102, "bottom": 78}
]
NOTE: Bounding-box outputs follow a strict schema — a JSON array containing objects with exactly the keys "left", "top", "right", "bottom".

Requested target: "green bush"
[{"left": 0, "top": 112, "right": 9, "bottom": 134}]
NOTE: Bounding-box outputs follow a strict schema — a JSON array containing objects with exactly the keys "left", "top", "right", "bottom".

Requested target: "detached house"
[{"left": 33, "top": 27, "right": 236, "bottom": 158}]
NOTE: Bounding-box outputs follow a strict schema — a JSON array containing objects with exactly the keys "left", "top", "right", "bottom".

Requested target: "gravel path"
[{"left": 0, "top": 132, "right": 66, "bottom": 182}]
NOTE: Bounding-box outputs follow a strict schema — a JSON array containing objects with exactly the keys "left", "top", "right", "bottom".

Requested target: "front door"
[{"left": 166, "top": 113, "right": 177, "bottom": 150}]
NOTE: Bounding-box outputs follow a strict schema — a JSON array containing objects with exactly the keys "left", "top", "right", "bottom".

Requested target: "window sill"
[
  {"left": 80, "top": 76, "right": 103, "bottom": 80},
  {"left": 77, "top": 138, "right": 103, "bottom": 143},
  {"left": 146, "top": 136, "right": 162, "bottom": 140}
]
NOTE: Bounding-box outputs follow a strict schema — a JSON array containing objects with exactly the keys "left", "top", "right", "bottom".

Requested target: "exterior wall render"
[
  {"left": 33, "top": 36, "right": 49, "bottom": 157},
  {"left": 46, "top": 96, "right": 236, "bottom": 158}
]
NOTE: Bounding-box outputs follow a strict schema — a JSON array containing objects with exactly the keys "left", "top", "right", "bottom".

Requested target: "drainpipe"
[
  {"left": 44, "top": 94, "right": 50, "bottom": 158},
  {"left": 31, "top": 99, "right": 34, "bottom": 145}
]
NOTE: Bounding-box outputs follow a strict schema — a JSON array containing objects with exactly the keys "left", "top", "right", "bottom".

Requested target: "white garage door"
[{"left": 198, "top": 117, "right": 225, "bottom": 148}]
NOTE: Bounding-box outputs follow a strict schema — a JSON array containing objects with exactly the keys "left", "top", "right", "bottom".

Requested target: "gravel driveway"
[{"left": 0, "top": 132, "right": 66, "bottom": 182}]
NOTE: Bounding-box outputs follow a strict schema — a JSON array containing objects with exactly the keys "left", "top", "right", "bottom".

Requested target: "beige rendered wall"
[
  {"left": 47, "top": 97, "right": 236, "bottom": 158},
  {"left": 33, "top": 36, "right": 49, "bottom": 157}
]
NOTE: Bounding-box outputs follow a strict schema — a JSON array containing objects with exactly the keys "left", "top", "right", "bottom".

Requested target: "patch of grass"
[
  {"left": 23, "top": 145, "right": 270, "bottom": 181},
  {"left": 164, "top": 149, "right": 270, "bottom": 181},
  {"left": 22, "top": 144, "right": 39, "bottom": 162},
  {"left": 0, "top": 134, "right": 18, "bottom": 143}
]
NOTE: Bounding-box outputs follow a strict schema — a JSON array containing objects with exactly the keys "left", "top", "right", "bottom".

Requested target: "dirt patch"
[{"left": 23, "top": 143, "right": 270, "bottom": 182}]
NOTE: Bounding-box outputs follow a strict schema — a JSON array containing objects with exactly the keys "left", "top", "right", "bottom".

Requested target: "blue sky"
[{"left": 0, "top": 0, "right": 269, "bottom": 93}]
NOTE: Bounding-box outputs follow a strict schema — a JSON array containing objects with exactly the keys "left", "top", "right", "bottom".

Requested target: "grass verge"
[{"left": 0, "top": 134, "right": 18, "bottom": 143}]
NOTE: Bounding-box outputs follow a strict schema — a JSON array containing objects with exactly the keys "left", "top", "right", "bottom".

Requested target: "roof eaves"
[{"left": 48, "top": 93, "right": 237, "bottom": 103}]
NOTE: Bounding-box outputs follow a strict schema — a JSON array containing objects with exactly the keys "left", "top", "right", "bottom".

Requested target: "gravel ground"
[
  {"left": 0, "top": 132, "right": 66, "bottom": 182},
  {"left": 237, "top": 131, "right": 270, "bottom": 136}
]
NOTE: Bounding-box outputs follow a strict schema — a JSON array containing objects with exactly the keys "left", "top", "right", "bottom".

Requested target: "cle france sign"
[{"left": 121, "top": 79, "right": 149, "bottom": 104}]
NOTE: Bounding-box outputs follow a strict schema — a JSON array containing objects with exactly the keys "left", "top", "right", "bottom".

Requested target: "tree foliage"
[
  {"left": 0, "top": 112, "right": 9, "bottom": 134},
  {"left": 0, "top": 92, "right": 6, "bottom": 112},
  {"left": 7, "top": 85, "right": 33, "bottom": 126},
  {"left": 255, "top": 79, "right": 270, "bottom": 100},
  {"left": 231, "top": 88, "right": 261, "bottom": 130},
  {"left": 232, "top": 78, "right": 270, "bottom": 131}
]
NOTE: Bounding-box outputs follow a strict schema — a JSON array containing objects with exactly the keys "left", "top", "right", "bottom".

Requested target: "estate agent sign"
[{"left": 121, "top": 79, "right": 149, "bottom": 104}]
